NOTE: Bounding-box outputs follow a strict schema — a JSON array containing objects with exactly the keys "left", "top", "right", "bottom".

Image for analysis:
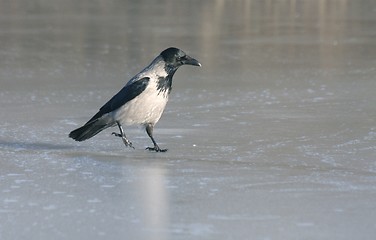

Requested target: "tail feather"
[{"left": 69, "top": 119, "right": 110, "bottom": 141}]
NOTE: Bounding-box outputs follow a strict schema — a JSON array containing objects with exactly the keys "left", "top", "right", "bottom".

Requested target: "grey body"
[{"left": 69, "top": 47, "right": 201, "bottom": 152}]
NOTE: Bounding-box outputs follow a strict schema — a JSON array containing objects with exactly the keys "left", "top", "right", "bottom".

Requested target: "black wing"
[{"left": 86, "top": 77, "right": 150, "bottom": 124}]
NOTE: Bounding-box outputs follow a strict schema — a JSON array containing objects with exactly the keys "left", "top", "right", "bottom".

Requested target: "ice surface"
[{"left": 1, "top": 0, "right": 376, "bottom": 240}]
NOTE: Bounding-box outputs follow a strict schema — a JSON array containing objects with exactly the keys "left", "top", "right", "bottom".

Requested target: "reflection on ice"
[{"left": 138, "top": 166, "right": 169, "bottom": 239}]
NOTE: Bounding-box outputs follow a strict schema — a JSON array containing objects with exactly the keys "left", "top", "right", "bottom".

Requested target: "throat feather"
[{"left": 157, "top": 75, "right": 172, "bottom": 96}]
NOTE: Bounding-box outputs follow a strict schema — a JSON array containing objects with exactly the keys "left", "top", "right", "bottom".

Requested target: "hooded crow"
[{"left": 69, "top": 47, "right": 201, "bottom": 152}]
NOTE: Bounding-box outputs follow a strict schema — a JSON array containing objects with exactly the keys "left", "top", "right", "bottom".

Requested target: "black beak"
[{"left": 183, "top": 55, "right": 202, "bottom": 67}]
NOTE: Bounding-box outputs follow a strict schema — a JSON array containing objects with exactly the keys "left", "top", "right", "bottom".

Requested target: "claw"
[
  {"left": 145, "top": 146, "right": 168, "bottom": 152},
  {"left": 112, "top": 131, "right": 134, "bottom": 149},
  {"left": 124, "top": 140, "right": 135, "bottom": 149}
]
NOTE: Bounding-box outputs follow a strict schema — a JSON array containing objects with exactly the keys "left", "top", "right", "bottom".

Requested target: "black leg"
[
  {"left": 145, "top": 124, "right": 167, "bottom": 152},
  {"left": 112, "top": 121, "right": 134, "bottom": 149}
]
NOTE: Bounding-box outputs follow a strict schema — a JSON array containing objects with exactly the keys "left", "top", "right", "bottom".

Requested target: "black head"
[{"left": 160, "top": 47, "right": 201, "bottom": 71}]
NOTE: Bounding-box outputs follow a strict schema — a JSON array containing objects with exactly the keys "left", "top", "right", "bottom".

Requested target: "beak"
[{"left": 183, "top": 55, "right": 202, "bottom": 67}]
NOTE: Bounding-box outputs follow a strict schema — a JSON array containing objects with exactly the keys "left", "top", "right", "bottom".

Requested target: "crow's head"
[{"left": 161, "top": 47, "right": 201, "bottom": 72}]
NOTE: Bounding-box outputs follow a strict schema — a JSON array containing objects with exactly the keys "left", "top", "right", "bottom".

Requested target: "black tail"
[{"left": 69, "top": 119, "right": 110, "bottom": 142}]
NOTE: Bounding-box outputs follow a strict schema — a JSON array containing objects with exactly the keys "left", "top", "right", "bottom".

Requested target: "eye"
[{"left": 177, "top": 55, "right": 185, "bottom": 62}]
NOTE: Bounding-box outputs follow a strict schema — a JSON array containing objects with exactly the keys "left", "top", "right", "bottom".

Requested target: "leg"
[
  {"left": 145, "top": 124, "right": 167, "bottom": 152},
  {"left": 112, "top": 121, "right": 134, "bottom": 149}
]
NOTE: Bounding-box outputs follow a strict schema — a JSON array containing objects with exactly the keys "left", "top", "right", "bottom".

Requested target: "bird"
[{"left": 69, "top": 47, "right": 201, "bottom": 152}]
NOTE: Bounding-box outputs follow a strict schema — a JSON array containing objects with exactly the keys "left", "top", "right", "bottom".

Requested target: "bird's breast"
[{"left": 113, "top": 80, "right": 169, "bottom": 126}]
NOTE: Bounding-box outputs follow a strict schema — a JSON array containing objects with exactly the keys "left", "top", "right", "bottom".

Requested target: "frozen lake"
[{"left": 1, "top": 0, "right": 376, "bottom": 239}]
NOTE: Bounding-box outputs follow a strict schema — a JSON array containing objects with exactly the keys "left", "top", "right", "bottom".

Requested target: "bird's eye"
[{"left": 177, "top": 55, "right": 185, "bottom": 62}]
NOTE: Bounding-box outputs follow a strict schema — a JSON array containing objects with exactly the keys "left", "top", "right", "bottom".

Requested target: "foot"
[
  {"left": 146, "top": 146, "right": 168, "bottom": 152},
  {"left": 112, "top": 132, "right": 135, "bottom": 149}
]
